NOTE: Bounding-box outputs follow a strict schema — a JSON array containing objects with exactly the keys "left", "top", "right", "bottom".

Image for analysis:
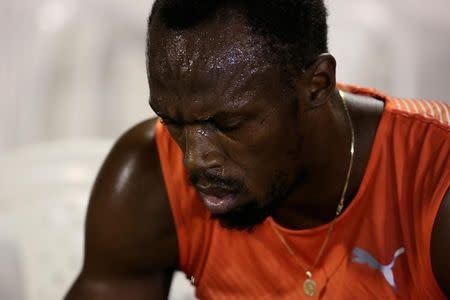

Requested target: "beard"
[
  {"left": 211, "top": 195, "right": 279, "bottom": 232},
  {"left": 190, "top": 170, "right": 299, "bottom": 232}
]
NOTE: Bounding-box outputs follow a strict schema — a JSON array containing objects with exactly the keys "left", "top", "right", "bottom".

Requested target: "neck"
[{"left": 272, "top": 91, "right": 356, "bottom": 230}]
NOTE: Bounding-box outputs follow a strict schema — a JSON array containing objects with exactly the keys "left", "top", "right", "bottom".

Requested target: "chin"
[{"left": 210, "top": 200, "right": 274, "bottom": 232}]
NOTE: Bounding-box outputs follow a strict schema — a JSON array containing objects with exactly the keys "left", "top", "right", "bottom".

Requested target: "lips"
[{"left": 196, "top": 185, "right": 239, "bottom": 215}]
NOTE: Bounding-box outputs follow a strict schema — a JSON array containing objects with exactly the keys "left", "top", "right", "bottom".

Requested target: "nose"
[{"left": 183, "top": 125, "right": 223, "bottom": 173}]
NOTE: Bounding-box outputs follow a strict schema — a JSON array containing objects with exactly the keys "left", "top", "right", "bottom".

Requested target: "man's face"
[{"left": 148, "top": 13, "right": 305, "bottom": 230}]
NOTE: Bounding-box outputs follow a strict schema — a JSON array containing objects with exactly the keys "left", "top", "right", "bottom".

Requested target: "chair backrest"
[
  {"left": 0, "top": 139, "right": 196, "bottom": 300},
  {"left": 0, "top": 140, "right": 112, "bottom": 300}
]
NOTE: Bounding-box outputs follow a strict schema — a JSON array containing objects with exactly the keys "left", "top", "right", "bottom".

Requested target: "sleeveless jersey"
[{"left": 155, "top": 84, "right": 450, "bottom": 299}]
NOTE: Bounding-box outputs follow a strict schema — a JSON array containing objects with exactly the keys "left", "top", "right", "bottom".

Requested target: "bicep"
[{"left": 431, "top": 186, "right": 450, "bottom": 297}]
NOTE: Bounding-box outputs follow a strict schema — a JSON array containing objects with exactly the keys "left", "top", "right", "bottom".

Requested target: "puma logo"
[{"left": 352, "top": 247, "right": 405, "bottom": 292}]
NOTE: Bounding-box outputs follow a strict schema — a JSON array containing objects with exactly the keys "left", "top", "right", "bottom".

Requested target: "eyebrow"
[
  {"left": 148, "top": 73, "right": 259, "bottom": 122},
  {"left": 151, "top": 102, "right": 253, "bottom": 126}
]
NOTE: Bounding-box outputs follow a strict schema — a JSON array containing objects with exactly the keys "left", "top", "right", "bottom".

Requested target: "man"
[{"left": 66, "top": 0, "right": 450, "bottom": 299}]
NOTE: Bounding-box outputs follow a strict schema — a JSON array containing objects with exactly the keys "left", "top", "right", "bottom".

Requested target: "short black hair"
[{"left": 148, "top": 0, "right": 328, "bottom": 75}]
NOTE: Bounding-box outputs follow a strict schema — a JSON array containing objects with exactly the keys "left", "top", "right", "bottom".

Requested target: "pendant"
[
  {"left": 303, "top": 272, "right": 316, "bottom": 297},
  {"left": 303, "top": 278, "right": 316, "bottom": 297}
]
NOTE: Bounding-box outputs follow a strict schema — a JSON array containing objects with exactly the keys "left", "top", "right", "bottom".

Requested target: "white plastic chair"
[{"left": 0, "top": 140, "right": 196, "bottom": 300}]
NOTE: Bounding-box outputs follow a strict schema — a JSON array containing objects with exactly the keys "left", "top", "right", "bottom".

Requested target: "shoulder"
[
  {"left": 95, "top": 118, "right": 165, "bottom": 194},
  {"left": 83, "top": 118, "right": 179, "bottom": 276}
]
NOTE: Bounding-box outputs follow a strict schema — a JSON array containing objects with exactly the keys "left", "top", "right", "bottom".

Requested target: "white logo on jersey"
[{"left": 352, "top": 247, "right": 405, "bottom": 291}]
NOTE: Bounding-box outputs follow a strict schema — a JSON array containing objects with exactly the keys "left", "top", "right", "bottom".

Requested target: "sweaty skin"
[
  {"left": 148, "top": 11, "right": 366, "bottom": 230},
  {"left": 65, "top": 119, "right": 177, "bottom": 299},
  {"left": 65, "top": 10, "right": 450, "bottom": 299}
]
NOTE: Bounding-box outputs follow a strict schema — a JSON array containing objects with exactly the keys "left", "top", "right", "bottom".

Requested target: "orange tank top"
[{"left": 155, "top": 84, "right": 450, "bottom": 299}]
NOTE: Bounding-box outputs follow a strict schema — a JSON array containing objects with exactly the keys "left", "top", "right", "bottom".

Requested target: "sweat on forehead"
[
  {"left": 147, "top": 0, "right": 329, "bottom": 77},
  {"left": 147, "top": 9, "right": 272, "bottom": 81}
]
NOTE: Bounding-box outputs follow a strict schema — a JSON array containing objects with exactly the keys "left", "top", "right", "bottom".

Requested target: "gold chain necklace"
[{"left": 270, "top": 90, "right": 355, "bottom": 297}]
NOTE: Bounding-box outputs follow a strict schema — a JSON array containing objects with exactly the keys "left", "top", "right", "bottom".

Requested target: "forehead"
[
  {"left": 147, "top": 10, "right": 271, "bottom": 83},
  {"left": 146, "top": 10, "right": 295, "bottom": 121}
]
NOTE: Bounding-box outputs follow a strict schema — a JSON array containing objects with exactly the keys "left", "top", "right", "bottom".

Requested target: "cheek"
[
  {"left": 244, "top": 156, "right": 292, "bottom": 197},
  {"left": 223, "top": 117, "right": 300, "bottom": 197}
]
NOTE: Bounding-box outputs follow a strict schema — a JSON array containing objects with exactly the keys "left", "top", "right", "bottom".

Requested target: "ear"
[{"left": 297, "top": 54, "right": 337, "bottom": 110}]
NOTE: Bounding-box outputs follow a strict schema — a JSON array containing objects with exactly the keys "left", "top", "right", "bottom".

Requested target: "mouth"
[{"left": 196, "top": 186, "right": 240, "bottom": 215}]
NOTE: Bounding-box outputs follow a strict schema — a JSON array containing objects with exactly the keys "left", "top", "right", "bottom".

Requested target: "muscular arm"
[
  {"left": 65, "top": 119, "right": 178, "bottom": 300},
  {"left": 431, "top": 187, "right": 450, "bottom": 297}
]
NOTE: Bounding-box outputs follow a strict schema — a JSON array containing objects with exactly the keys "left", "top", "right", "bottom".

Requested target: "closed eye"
[
  {"left": 214, "top": 117, "right": 246, "bottom": 133},
  {"left": 216, "top": 122, "right": 240, "bottom": 132}
]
